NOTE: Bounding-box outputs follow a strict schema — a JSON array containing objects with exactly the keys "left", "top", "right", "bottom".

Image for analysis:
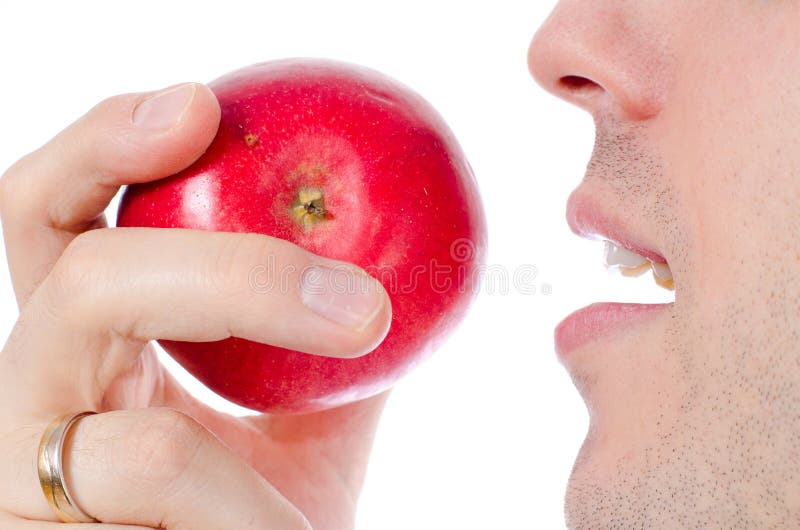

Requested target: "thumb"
[
  {"left": 0, "top": 82, "right": 220, "bottom": 307},
  {"left": 79, "top": 82, "right": 221, "bottom": 185}
]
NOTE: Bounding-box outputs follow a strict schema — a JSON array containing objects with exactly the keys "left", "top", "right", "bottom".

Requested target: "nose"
[{"left": 528, "top": 1, "right": 669, "bottom": 120}]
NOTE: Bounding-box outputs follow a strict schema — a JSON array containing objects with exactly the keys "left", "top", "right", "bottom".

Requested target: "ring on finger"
[{"left": 37, "top": 411, "right": 99, "bottom": 523}]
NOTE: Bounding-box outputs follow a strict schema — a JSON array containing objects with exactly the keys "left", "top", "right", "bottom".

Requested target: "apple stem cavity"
[{"left": 291, "top": 187, "right": 328, "bottom": 229}]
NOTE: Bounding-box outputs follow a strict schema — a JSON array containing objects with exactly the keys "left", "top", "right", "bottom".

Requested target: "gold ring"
[{"left": 37, "top": 411, "right": 99, "bottom": 523}]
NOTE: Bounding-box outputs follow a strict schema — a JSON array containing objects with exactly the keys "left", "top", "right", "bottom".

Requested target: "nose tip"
[
  {"left": 527, "top": 3, "right": 668, "bottom": 120},
  {"left": 527, "top": 21, "right": 607, "bottom": 114}
]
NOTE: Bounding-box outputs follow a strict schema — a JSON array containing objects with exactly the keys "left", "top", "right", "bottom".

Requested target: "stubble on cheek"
[
  {"left": 564, "top": 111, "right": 800, "bottom": 528},
  {"left": 564, "top": 114, "right": 701, "bottom": 527}
]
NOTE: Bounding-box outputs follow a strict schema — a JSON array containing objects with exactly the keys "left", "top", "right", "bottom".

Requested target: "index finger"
[
  {"left": 0, "top": 227, "right": 391, "bottom": 418},
  {"left": 0, "top": 83, "right": 221, "bottom": 307}
]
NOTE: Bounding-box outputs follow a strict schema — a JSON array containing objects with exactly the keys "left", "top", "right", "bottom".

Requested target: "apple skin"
[{"left": 117, "top": 59, "right": 487, "bottom": 413}]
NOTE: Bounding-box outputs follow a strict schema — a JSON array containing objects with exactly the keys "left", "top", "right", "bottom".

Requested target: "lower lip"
[{"left": 555, "top": 302, "right": 671, "bottom": 359}]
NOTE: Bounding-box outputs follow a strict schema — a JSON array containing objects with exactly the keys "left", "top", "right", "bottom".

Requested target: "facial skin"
[{"left": 528, "top": 1, "right": 800, "bottom": 528}]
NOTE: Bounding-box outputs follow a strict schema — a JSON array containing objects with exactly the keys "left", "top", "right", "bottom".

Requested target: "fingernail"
[
  {"left": 300, "top": 265, "right": 386, "bottom": 331},
  {"left": 132, "top": 83, "right": 196, "bottom": 130}
]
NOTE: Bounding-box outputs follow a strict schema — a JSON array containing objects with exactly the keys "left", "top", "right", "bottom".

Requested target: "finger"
[
  {"left": 2, "top": 519, "right": 150, "bottom": 530},
  {"left": 0, "top": 518, "right": 153, "bottom": 530},
  {"left": 0, "top": 508, "right": 150, "bottom": 530},
  {"left": 0, "top": 227, "right": 391, "bottom": 417},
  {"left": 0, "top": 82, "right": 221, "bottom": 307},
  {"left": 101, "top": 346, "right": 246, "bottom": 449},
  {"left": 96, "top": 346, "right": 261, "bottom": 464},
  {"left": 98, "top": 344, "right": 166, "bottom": 412},
  {"left": 4, "top": 409, "right": 312, "bottom": 530}
]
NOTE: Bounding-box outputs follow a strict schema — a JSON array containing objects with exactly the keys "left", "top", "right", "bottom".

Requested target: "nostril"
[{"left": 559, "top": 75, "right": 600, "bottom": 92}]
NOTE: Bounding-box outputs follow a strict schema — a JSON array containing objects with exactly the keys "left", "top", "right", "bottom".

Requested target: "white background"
[{"left": 0, "top": 2, "right": 674, "bottom": 528}]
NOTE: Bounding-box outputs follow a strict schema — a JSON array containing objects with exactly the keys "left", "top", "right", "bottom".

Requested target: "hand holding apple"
[
  {"left": 118, "top": 59, "right": 488, "bottom": 413},
  {"left": 0, "top": 81, "right": 392, "bottom": 529}
]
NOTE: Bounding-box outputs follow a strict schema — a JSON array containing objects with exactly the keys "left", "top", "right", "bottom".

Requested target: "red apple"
[{"left": 117, "top": 59, "right": 487, "bottom": 413}]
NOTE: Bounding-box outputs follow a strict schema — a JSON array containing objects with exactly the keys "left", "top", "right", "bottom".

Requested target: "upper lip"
[{"left": 566, "top": 187, "right": 668, "bottom": 265}]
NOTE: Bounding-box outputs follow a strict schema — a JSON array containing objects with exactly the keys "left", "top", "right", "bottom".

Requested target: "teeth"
[
  {"left": 603, "top": 240, "right": 674, "bottom": 291},
  {"left": 651, "top": 262, "right": 673, "bottom": 281},
  {"left": 653, "top": 275, "right": 675, "bottom": 291},
  {"left": 651, "top": 262, "right": 674, "bottom": 291},
  {"left": 620, "top": 263, "right": 651, "bottom": 278},
  {"left": 604, "top": 240, "right": 648, "bottom": 269}
]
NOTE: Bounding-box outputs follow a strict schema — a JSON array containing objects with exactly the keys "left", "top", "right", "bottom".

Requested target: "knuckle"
[
  {"left": 88, "top": 93, "right": 170, "bottom": 173},
  {"left": 113, "top": 408, "right": 206, "bottom": 491},
  {"left": 87, "top": 92, "right": 134, "bottom": 123},
  {"left": 45, "top": 230, "right": 109, "bottom": 312},
  {"left": 208, "top": 232, "right": 286, "bottom": 296},
  {"left": 93, "top": 93, "right": 124, "bottom": 113},
  {"left": 0, "top": 156, "right": 29, "bottom": 214}
]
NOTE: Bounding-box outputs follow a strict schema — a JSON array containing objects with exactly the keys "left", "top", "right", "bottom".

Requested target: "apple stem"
[{"left": 291, "top": 187, "right": 328, "bottom": 229}]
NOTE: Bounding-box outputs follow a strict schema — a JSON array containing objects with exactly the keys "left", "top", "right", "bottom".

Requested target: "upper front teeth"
[
  {"left": 650, "top": 262, "right": 672, "bottom": 281},
  {"left": 603, "top": 241, "right": 674, "bottom": 290},
  {"left": 604, "top": 241, "right": 648, "bottom": 268}
]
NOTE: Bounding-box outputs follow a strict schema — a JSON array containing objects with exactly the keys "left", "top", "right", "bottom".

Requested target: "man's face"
[{"left": 528, "top": 1, "right": 800, "bottom": 527}]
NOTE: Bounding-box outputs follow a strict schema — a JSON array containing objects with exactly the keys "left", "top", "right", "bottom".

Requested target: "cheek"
[{"left": 658, "top": 3, "right": 800, "bottom": 301}]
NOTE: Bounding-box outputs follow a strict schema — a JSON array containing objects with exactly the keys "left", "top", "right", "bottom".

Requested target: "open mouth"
[
  {"left": 555, "top": 191, "right": 675, "bottom": 359},
  {"left": 603, "top": 240, "right": 673, "bottom": 291}
]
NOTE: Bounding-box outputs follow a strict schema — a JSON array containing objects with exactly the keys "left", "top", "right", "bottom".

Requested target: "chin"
[
  {"left": 562, "top": 436, "right": 636, "bottom": 529},
  {"left": 563, "top": 440, "right": 598, "bottom": 529}
]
